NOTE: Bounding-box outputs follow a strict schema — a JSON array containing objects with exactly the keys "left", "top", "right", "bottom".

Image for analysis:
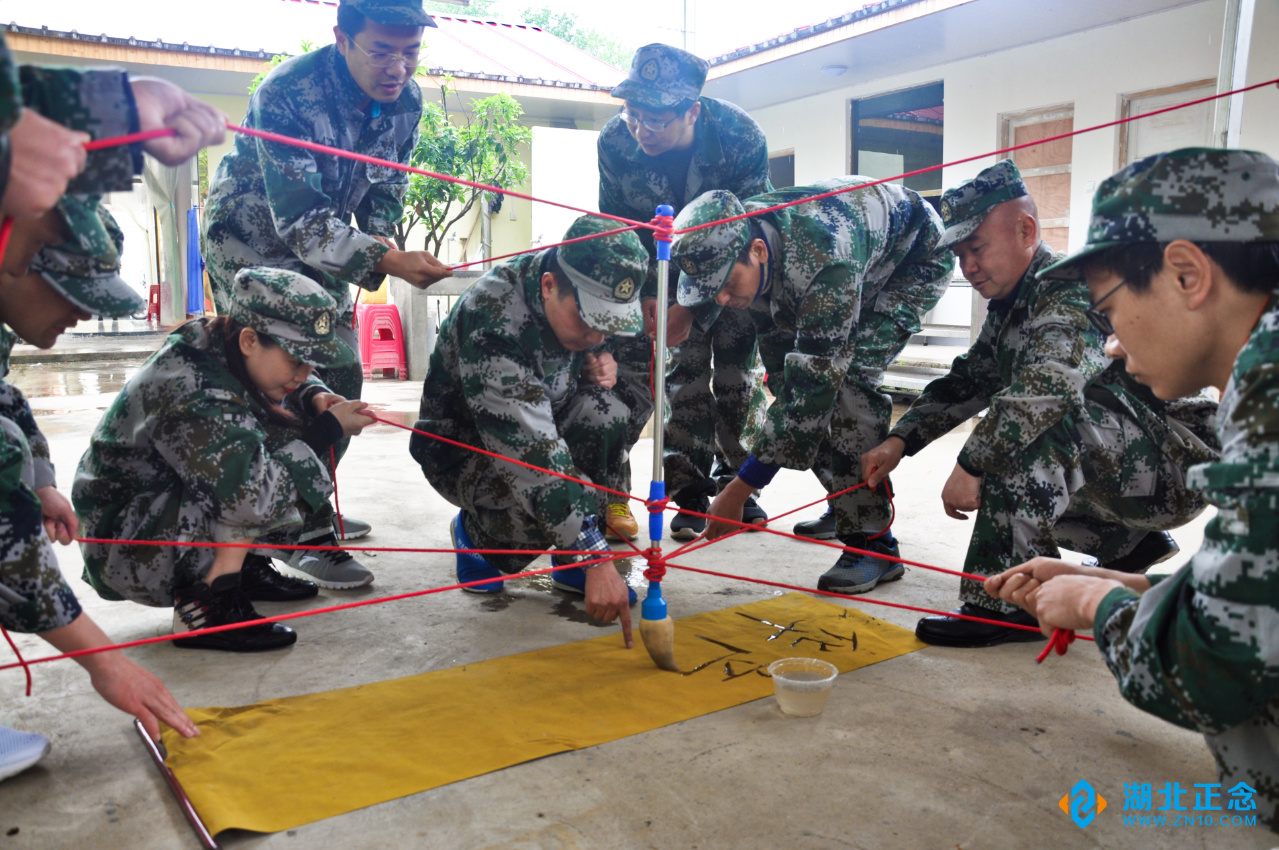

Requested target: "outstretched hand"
[{"left": 130, "top": 78, "right": 227, "bottom": 164}]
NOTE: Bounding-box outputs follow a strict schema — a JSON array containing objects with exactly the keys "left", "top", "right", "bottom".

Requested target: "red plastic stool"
[
  {"left": 356, "top": 303, "right": 407, "bottom": 380},
  {"left": 146, "top": 284, "right": 161, "bottom": 323}
]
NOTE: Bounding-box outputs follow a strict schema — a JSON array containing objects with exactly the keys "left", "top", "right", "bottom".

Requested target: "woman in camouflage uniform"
[{"left": 73, "top": 268, "right": 374, "bottom": 653}]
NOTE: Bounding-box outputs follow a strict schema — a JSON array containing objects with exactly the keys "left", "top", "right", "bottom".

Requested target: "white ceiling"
[{"left": 705, "top": 0, "right": 1209, "bottom": 111}]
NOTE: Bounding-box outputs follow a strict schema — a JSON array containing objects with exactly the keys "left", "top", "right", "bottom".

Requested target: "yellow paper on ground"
[{"left": 161, "top": 592, "right": 924, "bottom": 835}]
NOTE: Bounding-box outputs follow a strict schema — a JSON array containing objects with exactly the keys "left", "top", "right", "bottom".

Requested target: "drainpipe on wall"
[
  {"left": 480, "top": 195, "right": 492, "bottom": 270},
  {"left": 1213, "top": 0, "right": 1256, "bottom": 148}
]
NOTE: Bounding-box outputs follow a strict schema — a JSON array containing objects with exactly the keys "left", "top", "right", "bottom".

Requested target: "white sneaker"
[{"left": 0, "top": 726, "right": 49, "bottom": 781}]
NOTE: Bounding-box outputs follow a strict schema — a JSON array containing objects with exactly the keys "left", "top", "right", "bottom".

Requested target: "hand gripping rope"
[{"left": 2, "top": 75, "right": 1276, "bottom": 688}]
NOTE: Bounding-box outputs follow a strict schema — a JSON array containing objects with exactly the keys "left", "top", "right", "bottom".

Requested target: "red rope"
[
  {"left": 0, "top": 551, "right": 630, "bottom": 675},
  {"left": 1037, "top": 627, "right": 1078, "bottom": 662},
  {"left": 0, "top": 625, "right": 32, "bottom": 696},
  {"left": 0, "top": 218, "right": 11, "bottom": 268},
  {"left": 663, "top": 560, "right": 1079, "bottom": 641},
  {"left": 673, "top": 76, "right": 1279, "bottom": 235},
  {"left": 57, "top": 75, "right": 1276, "bottom": 277},
  {"left": 451, "top": 223, "right": 646, "bottom": 271},
  {"left": 230, "top": 123, "right": 653, "bottom": 232}
]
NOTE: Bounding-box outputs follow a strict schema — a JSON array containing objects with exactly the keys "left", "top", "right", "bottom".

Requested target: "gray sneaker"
[
  {"left": 273, "top": 534, "right": 374, "bottom": 589},
  {"left": 817, "top": 533, "right": 903, "bottom": 595}
]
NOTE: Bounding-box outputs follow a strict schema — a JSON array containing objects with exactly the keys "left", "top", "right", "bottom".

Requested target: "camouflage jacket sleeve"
[
  {"left": 353, "top": 121, "right": 417, "bottom": 241},
  {"left": 151, "top": 389, "right": 332, "bottom": 541},
  {"left": 0, "top": 420, "right": 81, "bottom": 633},
  {"left": 0, "top": 382, "right": 55, "bottom": 490},
  {"left": 890, "top": 317, "right": 1001, "bottom": 455},
  {"left": 0, "top": 35, "right": 20, "bottom": 133},
  {"left": 248, "top": 83, "right": 390, "bottom": 287},
  {"left": 457, "top": 321, "right": 597, "bottom": 547},
  {"left": 18, "top": 65, "right": 140, "bottom": 194},
  {"left": 751, "top": 262, "right": 861, "bottom": 470},
  {"left": 1093, "top": 306, "right": 1279, "bottom": 734},
  {"left": 956, "top": 279, "right": 1099, "bottom": 476}
]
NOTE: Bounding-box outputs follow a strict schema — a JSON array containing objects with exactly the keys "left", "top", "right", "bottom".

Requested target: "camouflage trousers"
[
  {"left": 80, "top": 479, "right": 332, "bottom": 608},
  {"left": 611, "top": 335, "right": 656, "bottom": 504},
  {"left": 0, "top": 416, "right": 80, "bottom": 632},
  {"left": 794, "top": 309, "right": 920, "bottom": 541},
  {"left": 416, "top": 385, "right": 630, "bottom": 573},
  {"left": 663, "top": 306, "right": 767, "bottom": 497},
  {"left": 961, "top": 400, "right": 1216, "bottom": 613},
  {"left": 1203, "top": 698, "right": 1279, "bottom": 832}
]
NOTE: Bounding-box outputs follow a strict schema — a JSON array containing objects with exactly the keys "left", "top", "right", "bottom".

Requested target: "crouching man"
[{"left": 410, "top": 216, "right": 648, "bottom": 644}]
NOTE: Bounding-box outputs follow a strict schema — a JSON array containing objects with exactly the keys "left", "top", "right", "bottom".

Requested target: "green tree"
[
  {"left": 248, "top": 40, "right": 317, "bottom": 95},
  {"left": 519, "top": 7, "right": 632, "bottom": 69},
  {"left": 423, "top": 0, "right": 499, "bottom": 14},
  {"left": 397, "top": 77, "right": 532, "bottom": 254}
]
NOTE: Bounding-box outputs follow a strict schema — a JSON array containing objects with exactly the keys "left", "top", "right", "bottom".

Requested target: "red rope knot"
[
  {"left": 1035, "top": 627, "right": 1076, "bottom": 663},
  {"left": 651, "top": 213, "right": 674, "bottom": 244},
  {"left": 645, "top": 497, "right": 670, "bottom": 514},
  {"left": 643, "top": 547, "right": 666, "bottom": 583}
]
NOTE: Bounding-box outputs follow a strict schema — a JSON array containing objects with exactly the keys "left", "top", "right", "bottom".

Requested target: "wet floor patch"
[{"left": 7, "top": 360, "right": 140, "bottom": 401}]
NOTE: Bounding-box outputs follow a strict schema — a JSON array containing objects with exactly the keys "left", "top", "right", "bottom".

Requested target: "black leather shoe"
[
  {"left": 793, "top": 507, "right": 836, "bottom": 540},
  {"left": 915, "top": 603, "right": 1045, "bottom": 648},
  {"left": 742, "top": 496, "right": 768, "bottom": 528},
  {"left": 1101, "top": 531, "right": 1179, "bottom": 574},
  {"left": 240, "top": 554, "right": 319, "bottom": 602}
]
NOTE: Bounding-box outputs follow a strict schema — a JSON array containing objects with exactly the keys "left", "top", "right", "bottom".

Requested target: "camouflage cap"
[
  {"left": 936, "top": 159, "right": 1029, "bottom": 252},
  {"left": 1040, "top": 147, "right": 1279, "bottom": 280},
  {"left": 228, "top": 268, "right": 355, "bottom": 368},
  {"left": 338, "top": 0, "right": 436, "bottom": 27},
  {"left": 611, "top": 43, "right": 708, "bottom": 110},
  {"left": 30, "top": 197, "right": 144, "bottom": 319},
  {"left": 556, "top": 216, "right": 647, "bottom": 337},
  {"left": 670, "top": 190, "right": 750, "bottom": 307}
]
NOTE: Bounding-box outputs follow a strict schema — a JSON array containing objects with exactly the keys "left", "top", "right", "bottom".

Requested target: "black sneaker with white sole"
[
  {"left": 172, "top": 573, "right": 297, "bottom": 652},
  {"left": 239, "top": 554, "right": 319, "bottom": 602}
]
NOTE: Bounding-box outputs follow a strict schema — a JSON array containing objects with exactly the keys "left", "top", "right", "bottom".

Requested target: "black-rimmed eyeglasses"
[{"left": 1085, "top": 279, "right": 1129, "bottom": 336}]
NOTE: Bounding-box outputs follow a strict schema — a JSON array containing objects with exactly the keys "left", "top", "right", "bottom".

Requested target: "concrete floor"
[{"left": 0, "top": 362, "right": 1272, "bottom": 850}]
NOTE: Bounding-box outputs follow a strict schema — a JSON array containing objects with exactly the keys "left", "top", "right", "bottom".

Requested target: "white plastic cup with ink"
[{"left": 767, "top": 657, "right": 838, "bottom": 717}]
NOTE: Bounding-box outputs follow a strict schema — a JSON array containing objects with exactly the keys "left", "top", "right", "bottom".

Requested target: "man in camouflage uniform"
[
  {"left": 409, "top": 216, "right": 645, "bottom": 642},
  {"left": 202, "top": 0, "right": 449, "bottom": 539},
  {"left": 862, "top": 159, "right": 1219, "bottom": 647},
  {"left": 75, "top": 268, "right": 375, "bottom": 652},
  {"left": 0, "top": 31, "right": 225, "bottom": 220},
  {"left": 671, "top": 179, "right": 953, "bottom": 592},
  {"left": 0, "top": 202, "right": 199, "bottom": 764},
  {"left": 598, "top": 43, "right": 771, "bottom": 541},
  {"left": 986, "top": 148, "right": 1279, "bottom": 831}
]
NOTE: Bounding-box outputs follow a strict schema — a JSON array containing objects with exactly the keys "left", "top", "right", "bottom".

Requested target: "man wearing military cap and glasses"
[
  {"left": 598, "top": 42, "right": 773, "bottom": 544},
  {"left": 410, "top": 216, "right": 648, "bottom": 647},
  {"left": 203, "top": 0, "right": 451, "bottom": 547},
  {"left": 985, "top": 148, "right": 1279, "bottom": 830},
  {"left": 862, "top": 158, "right": 1219, "bottom": 648}
]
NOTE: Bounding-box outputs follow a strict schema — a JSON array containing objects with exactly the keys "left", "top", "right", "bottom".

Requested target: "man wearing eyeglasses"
[
  {"left": 203, "top": 0, "right": 451, "bottom": 561},
  {"left": 597, "top": 43, "right": 772, "bottom": 544},
  {"left": 860, "top": 159, "right": 1219, "bottom": 647},
  {"left": 986, "top": 148, "right": 1279, "bottom": 831}
]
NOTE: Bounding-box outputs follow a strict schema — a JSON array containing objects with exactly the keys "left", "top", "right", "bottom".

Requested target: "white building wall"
[{"left": 749, "top": 0, "right": 1278, "bottom": 254}]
